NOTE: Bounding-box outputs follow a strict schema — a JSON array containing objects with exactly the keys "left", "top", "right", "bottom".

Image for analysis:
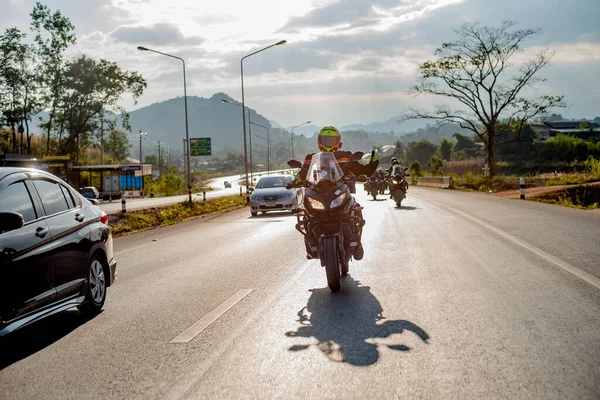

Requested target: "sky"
[{"left": 3, "top": 0, "right": 600, "bottom": 128}]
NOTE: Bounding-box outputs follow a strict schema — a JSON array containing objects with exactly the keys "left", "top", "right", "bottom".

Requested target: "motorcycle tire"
[
  {"left": 394, "top": 190, "right": 403, "bottom": 208},
  {"left": 323, "top": 236, "right": 341, "bottom": 292},
  {"left": 372, "top": 192, "right": 377, "bottom": 201}
]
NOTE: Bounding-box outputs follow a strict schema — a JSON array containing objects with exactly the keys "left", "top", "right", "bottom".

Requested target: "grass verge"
[
  {"left": 531, "top": 185, "right": 600, "bottom": 210},
  {"left": 110, "top": 195, "right": 247, "bottom": 237}
]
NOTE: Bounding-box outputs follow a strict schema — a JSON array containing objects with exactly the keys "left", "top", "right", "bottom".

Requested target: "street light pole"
[
  {"left": 137, "top": 45, "right": 192, "bottom": 203},
  {"left": 290, "top": 120, "right": 311, "bottom": 160},
  {"left": 240, "top": 40, "right": 286, "bottom": 191},
  {"left": 251, "top": 122, "right": 270, "bottom": 174},
  {"left": 221, "top": 99, "right": 256, "bottom": 183}
]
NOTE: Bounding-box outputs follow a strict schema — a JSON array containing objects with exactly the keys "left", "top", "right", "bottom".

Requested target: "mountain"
[
  {"left": 285, "top": 124, "right": 320, "bottom": 137},
  {"left": 126, "top": 92, "right": 273, "bottom": 153},
  {"left": 340, "top": 116, "right": 428, "bottom": 134}
]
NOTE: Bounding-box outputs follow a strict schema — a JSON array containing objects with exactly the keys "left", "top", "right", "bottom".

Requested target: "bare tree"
[{"left": 403, "top": 21, "right": 564, "bottom": 178}]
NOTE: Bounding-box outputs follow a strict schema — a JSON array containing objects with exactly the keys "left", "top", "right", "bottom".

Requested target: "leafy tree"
[
  {"left": 405, "top": 22, "right": 564, "bottom": 178},
  {"left": 0, "top": 28, "right": 39, "bottom": 153},
  {"left": 30, "top": 1, "right": 77, "bottom": 155},
  {"left": 103, "top": 129, "right": 131, "bottom": 162},
  {"left": 427, "top": 156, "right": 444, "bottom": 176},
  {"left": 55, "top": 55, "right": 146, "bottom": 163},
  {"left": 452, "top": 133, "right": 475, "bottom": 152},
  {"left": 393, "top": 140, "right": 405, "bottom": 161},
  {"left": 145, "top": 154, "right": 159, "bottom": 167},
  {"left": 409, "top": 161, "right": 422, "bottom": 182},
  {"left": 405, "top": 139, "right": 436, "bottom": 165},
  {"left": 438, "top": 138, "right": 453, "bottom": 160}
]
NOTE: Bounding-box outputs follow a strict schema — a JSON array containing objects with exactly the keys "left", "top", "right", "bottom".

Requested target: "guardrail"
[{"left": 409, "top": 176, "right": 453, "bottom": 189}]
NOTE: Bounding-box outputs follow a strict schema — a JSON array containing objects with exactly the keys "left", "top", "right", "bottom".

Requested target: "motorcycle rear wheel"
[
  {"left": 323, "top": 236, "right": 341, "bottom": 292},
  {"left": 394, "top": 190, "right": 403, "bottom": 208}
]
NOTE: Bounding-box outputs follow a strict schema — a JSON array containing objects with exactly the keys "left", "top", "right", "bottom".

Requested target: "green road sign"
[{"left": 190, "top": 137, "right": 211, "bottom": 156}]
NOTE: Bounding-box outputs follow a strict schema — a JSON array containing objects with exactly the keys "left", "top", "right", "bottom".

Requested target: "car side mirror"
[
  {"left": 88, "top": 198, "right": 100, "bottom": 206},
  {"left": 0, "top": 211, "right": 24, "bottom": 234},
  {"left": 350, "top": 152, "right": 364, "bottom": 161},
  {"left": 287, "top": 160, "right": 302, "bottom": 169}
]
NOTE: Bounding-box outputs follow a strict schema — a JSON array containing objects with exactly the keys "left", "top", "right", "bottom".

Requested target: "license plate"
[{"left": 266, "top": 202, "right": 276, "bottom": 207}]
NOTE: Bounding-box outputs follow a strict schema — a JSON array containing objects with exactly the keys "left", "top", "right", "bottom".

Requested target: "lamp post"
[
  {"left": 137, "top": 45, "right": 192, "bottom": 203},
  {"left": 240, "top": 40, "right": 286, "bottom": 190},
  {"left": 221, "top": 99, "right": 255, "bottom": 182},
  {"left": 290, "top": 120, "right": 311, "bottom": 160},
  {"left": 251, "top": 121, "right": 270, "bottom": 174}
]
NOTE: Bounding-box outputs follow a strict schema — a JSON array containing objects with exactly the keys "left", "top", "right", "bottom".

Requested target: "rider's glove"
[{"left": 370, "top": 150, "right": 379, "bottom": 164}]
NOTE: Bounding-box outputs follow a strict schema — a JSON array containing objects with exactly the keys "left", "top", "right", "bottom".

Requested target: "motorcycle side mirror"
[
  {"left": 287, "top": 160, "right": 302, "bottom": 169},
  {"left": 404, "top": 167, "right": 409, "bottom": 172},
  {"left": 248, "top": 186, "right": 254, "bottom": 193},
  {"left": 350, "top": 152, "right": 364, "bottom": 161}
]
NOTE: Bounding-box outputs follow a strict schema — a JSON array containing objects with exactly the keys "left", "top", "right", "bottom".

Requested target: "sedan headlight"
[
  {"left": 330, "top": 192, "right": 347, "bottom": 208},
  {"left": 281, "top": 191, "right": 294, "bottom": 199},
  {"left": 307, "top": 197, "right": 325, "bottom": 210}
]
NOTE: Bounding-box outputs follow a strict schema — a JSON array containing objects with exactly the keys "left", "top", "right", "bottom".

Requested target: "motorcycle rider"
[
  {"left": 292, "top": 125, "right": 379, "bottom": 260},
  {"left": 387, "top": 157, "right": 409, "bottom": 198}
]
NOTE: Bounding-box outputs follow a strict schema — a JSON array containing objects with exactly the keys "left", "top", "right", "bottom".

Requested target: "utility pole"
[
  {"left": 158, "top": 140, "right": 162, "bottom": 176},
  {"left": 100, "top": 114, "right": 105, "bottom": 165},
  {"left": 139, "top": 130, "right": 143, "bottom": 167}
]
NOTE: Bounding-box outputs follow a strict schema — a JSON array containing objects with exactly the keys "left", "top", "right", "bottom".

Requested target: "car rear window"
[
  {"left": 256, "top": 176, "right": 292, "bottom": 189},
  {"left": 32, "top": 180, "right": 70, "bottom": 216},
  {"left": 0, "top": 181, "right": 37, "bottom": 223}
]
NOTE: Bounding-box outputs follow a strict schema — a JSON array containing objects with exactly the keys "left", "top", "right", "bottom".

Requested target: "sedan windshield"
[{"left": 256, "top": 176, "right": 291, "bottom": 189}]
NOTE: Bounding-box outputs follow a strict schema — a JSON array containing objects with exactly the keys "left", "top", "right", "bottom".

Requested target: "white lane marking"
[
  {"left": 418, "top": 195, "right": 600, "bottom": 291},
  {"left": 170, "top": 289, "right": 254, "bottom": 343}
]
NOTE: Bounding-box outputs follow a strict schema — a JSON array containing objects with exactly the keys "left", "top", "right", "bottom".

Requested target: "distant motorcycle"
[
  {"left": 364, "top": 176, "right": 380, "bottom": 200},
  {"left": 286, "top": 152, "right": 367, "bottom": 292},
  {"left": 388, "top": 165, "right": 409, "bottom": 208}
]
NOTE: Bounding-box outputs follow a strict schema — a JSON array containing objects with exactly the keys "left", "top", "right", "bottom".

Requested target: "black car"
[{"left": 0, "top": 168, "right": 117, "bottom": 336}]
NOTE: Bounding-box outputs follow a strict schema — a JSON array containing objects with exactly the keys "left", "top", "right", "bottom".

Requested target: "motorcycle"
[
  {"left": 364, "top": 176, "right": 380, "bottom": 200},
  {"left": 388, "top": 165, "right": 409, "bottom": 208},
  {"left": 287, "top": 152, "right": 367, "bottom": 292}
]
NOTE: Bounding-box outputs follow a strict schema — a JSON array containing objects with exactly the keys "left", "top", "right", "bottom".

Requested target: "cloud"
[{"left": 110, "top": 23, "right": 204, "bottom": 46}]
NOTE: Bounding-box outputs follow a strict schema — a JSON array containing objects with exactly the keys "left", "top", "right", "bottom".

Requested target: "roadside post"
[
  {"left": 240, "top": 187, "right": 242, "bottom": 197},
  {"left": 520, "top": 177, "right": 525, "bottom": 200},
  {"left": 121, "top": 192, "right": 126, "bottom": 214},
  {"left": 188, "top": 186, "right": 192, "bottom": 203},
  {"left": 203, "top": 190, "right": 206, "bottom": 202}
]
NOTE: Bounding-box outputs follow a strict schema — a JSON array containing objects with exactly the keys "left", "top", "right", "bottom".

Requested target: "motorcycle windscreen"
[
  {"left": 307, "top": 152, "right": 344, "bottom": 185},
  {"left": 391, "top": 165, "right": 404, "bottom": 176}
]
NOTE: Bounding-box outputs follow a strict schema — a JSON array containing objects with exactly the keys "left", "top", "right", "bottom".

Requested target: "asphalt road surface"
[
  {"left": 100, "top": 169, "right": 294, "bottom": 214},
  {"left": 1, "top": 187, "right": 599, "bottom": 399}
]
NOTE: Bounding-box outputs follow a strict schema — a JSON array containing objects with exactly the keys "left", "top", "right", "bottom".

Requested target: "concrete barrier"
[{"left": 414, "top": 176, "right": 454, "bottom": 189}]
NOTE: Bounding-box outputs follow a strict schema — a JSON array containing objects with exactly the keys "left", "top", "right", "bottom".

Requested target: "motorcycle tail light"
[{"left": 307, "top": 197, "right": 325, "bottom": 210}]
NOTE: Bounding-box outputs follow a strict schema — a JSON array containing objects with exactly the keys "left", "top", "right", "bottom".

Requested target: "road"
[
  {"left": 1, "top": 187, "right": 599, "bottom": 399},
  {"left": 100, "top": 169, "right": 294, "bottom": 214}
]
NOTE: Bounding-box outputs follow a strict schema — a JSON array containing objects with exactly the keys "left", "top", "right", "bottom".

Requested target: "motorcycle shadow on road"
[
  {"left": 285, "top": 276, "right": 429, "bottom": 366},
  {"left": 0, "top": 310, "right": 100, "bottom": 370},
  {"left": 395, "top": 205, "right": 418, "bottom": 210}
]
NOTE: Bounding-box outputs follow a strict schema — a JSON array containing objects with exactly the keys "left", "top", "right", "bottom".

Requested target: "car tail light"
[{"left": 100, "top": 211, "right": 109, "bottom": 225}]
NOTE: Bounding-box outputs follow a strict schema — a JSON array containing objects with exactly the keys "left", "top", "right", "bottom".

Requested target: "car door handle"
[
  {"left": 35, "top": 227, "right": 49, "bottom": 238},
  {"left": 75, "top": 213, "right": 85, "bottom": 222}
]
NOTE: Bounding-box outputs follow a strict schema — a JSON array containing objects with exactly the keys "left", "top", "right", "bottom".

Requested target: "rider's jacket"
[{"left": 295, "top": 151, "right": 379, "bottom": 181}]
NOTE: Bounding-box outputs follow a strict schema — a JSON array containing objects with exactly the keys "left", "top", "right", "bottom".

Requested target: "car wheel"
[
  {"left": 251, "top": 212, "right": 258, "bottom": 217},
  {"left": 78, "top": 254, "right": 107, "bottom": 315}
]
